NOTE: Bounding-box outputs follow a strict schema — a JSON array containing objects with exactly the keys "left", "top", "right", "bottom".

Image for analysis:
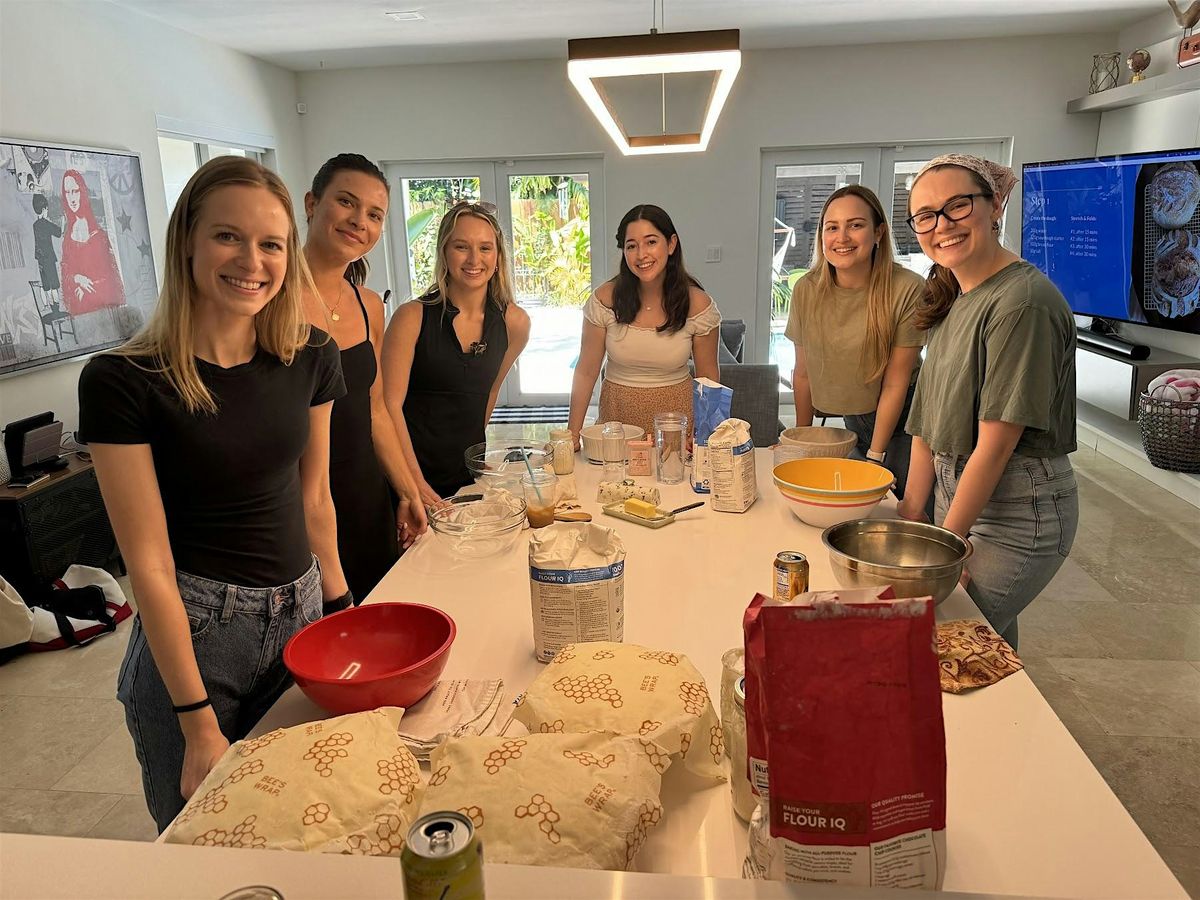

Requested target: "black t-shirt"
[{"left": 78, "top": 332, "right": 346, "bottom": 587}]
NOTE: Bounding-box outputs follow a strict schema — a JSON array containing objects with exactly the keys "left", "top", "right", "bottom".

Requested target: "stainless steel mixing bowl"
[{"left": 821, "top": 519, "right": 973, "bottom": 606}]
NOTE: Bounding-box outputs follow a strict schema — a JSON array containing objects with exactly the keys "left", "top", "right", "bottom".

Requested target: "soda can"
[
  {"left": 402, "top": 810, "right": 486, "bottom": 900},
  {"left": 773, "top": 551, "right": 809, "bottom": 602}
]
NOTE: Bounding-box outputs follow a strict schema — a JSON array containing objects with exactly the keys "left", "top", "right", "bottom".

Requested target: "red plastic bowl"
[{"left": 284, "top": 602, "right": 456, "bottom": 714}]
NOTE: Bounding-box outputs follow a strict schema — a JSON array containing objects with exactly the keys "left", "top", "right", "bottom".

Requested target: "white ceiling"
[{"left": 108, "top": 0, "right": 1163, "bottom": 71}]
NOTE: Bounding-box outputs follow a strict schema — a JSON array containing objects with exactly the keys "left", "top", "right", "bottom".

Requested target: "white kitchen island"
[
  {"left": 3, "top": 451, "right": 1172, "bottom": 900},
  {"left": 248, "top": 450, "right": 1185, "bottom": 899}
]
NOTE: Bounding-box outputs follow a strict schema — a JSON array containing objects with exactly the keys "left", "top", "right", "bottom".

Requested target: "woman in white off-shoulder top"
[{"left": 568, "top": 204, "right": 721, "bottom": 442}]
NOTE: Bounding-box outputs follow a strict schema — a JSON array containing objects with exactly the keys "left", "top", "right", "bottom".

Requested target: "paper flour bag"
[
  {"left": 691, "top": 377, "right": 733, "bottom": 494},
  {"left": 709, "top": 418, "right": 756, "bottom": 512},
  {"left": 529, "top": 523, "right": 625, "bottom": 663},
  {"left": 744, "top": 588, "right": 947, "bottom": 890}
]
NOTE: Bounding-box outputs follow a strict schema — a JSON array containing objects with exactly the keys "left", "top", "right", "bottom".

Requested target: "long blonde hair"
[
  {"left": 808, "top": 184, "right": 896, "bottom": 383},
  {"left": 116, "top": 156, "right": 313, "bottom": 414},
  {"left": 419, "top": 202, "right": 514, "bottom": 312}
]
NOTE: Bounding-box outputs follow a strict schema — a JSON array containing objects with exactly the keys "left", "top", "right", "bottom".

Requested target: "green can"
[{"left": 402, "top": 810, "right": 486, "bottom": 900}]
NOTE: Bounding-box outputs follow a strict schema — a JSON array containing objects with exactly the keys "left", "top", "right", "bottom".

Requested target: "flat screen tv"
[{"left": 1022, "top": 147, "right": 1200, "bottom": 337}]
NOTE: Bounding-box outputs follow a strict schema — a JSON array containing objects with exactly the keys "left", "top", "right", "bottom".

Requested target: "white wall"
[
  {"left": 0, "top": 0, "right": 302, "bottom": 433},
  {"left": 1096, "top": 7, "right": 1200, "bottom": 358},
  {"left": 296, "top": 32, "right": 1109, "bottom": 360}
]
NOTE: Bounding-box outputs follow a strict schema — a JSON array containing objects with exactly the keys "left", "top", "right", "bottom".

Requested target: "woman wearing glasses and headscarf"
[
  {"left": 897, "top": 154, "right": 1078, "bottom": 649},
  {"left": 382, "top": 201, "right": 530, "bottom": 505}
]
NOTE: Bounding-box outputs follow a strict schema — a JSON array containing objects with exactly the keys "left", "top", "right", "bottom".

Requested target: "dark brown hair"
[
  {"left": 310, "top": 153, "right": 388, "bottom": 286},
  {"left": 611, "top": 204, "right": 701, "bottom": 333},
  {"left": 911, "top": 165, "right": 994, "bottom": 330}
]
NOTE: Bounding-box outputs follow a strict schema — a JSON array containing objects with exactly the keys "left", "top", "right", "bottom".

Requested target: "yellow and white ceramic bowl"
[
  {"left": 773, "top": 457, "right": 895, "bottom": 500},
  {"left": 777, "top": 490, "right": 888, "bottom": 528}
]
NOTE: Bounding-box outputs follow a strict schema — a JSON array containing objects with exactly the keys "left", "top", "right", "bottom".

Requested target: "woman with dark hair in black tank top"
[
  {"left": 302, "top": 154, "right": 427, "bottom": 603},
  {"left": 382, "top": 202, "right": 531, "bottom": 505}
]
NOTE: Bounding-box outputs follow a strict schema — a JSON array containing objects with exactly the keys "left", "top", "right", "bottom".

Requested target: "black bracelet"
[
  {"left": 173, "top": 697, "right": 212, "bottom": 714},
  {"left": 323, "top": 590, "right": 354, "bottom": 616}
]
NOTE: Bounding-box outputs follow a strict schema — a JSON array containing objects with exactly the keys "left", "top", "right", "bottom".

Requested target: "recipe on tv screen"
[{"left": 1022, "top": 148, "right": 1200, "bottom": 336}]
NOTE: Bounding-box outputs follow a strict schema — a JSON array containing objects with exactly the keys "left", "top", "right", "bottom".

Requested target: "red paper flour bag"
[{"left": 745, "top": 588, "right": 947, "bottom": 890}]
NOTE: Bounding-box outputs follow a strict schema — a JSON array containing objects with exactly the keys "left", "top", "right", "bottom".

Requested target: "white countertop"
[
  {"left": 0, "top": 832, "right": 1020, "bottom": 899},
  {"left": 251, "top": 451, "right": 1185, "bottom": 899}
]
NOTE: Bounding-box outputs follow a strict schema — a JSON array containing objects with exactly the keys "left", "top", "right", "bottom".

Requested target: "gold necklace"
[{"left": 323, "top": 282, "right": 345, "bottom": 322}]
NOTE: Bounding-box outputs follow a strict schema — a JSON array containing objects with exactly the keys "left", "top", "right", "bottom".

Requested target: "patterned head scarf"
[{"left": 913, "top": 154, "right": 1018, "bottom": 207}]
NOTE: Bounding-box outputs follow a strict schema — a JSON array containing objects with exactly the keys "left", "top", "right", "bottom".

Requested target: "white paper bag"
[
  {"left": 528, "top": 524, "right": 625, "bottom": 663},
  {"left": 709, "top": 418, "right": 757, "bottom": 512}
]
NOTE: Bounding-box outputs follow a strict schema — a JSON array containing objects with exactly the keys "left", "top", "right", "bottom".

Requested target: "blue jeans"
[
  {"left": 116, "top": 559, "right": 323, "bottom": 832},
  {"left": 844, "top": 383, "right": 919, "bottom": 503},
  {"left": 933, "top": 453, "right": 1078, "bottom": 649}
]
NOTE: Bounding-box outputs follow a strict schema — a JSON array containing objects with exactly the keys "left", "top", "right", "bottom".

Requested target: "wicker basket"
[{"left": 1138, "top": 391, "right": 1200, "bottom": 473}]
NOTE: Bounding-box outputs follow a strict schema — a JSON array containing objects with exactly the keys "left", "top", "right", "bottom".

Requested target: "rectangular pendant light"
[{"left": 567, "top": 29, "right": 741, "bottom": 156}]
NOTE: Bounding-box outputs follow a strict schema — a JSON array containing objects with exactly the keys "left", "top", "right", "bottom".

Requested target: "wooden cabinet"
[{"left": 0, "top": 456, "right": 121, "bottom": 600}]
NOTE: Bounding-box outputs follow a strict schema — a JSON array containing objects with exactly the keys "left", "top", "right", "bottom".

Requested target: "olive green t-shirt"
[
  {"left": 906, "top": 260, "right": 1077, "bottom": 458},
  {"left": 785, "top": 263, "right": 926, "bottom": 415}
]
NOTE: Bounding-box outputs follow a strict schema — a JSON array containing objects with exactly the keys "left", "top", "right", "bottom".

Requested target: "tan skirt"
[{"left": 598, "top": 378, "right": 693, "bottom": 438}]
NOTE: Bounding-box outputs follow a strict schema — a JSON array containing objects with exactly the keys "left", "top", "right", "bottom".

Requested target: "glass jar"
[
  {"left": 653, "top": 412, "right": 687, "bottom": 485},
  {"left": 520, "top": 470, "right": 558, "bottom": 528},
  {"left": 548, "top": 428, "right": 575, "bottom": 475},
  {"left": 600, "top": 421, "right": 627, "bottom": 481},
  {"left": 728, "top": 676, "right": 756, "bottom": 822}
]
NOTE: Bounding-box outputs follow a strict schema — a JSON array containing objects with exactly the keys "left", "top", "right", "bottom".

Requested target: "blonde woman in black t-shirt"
[{"left": 78, "top": 157, "right": 349, "bottom": 831}]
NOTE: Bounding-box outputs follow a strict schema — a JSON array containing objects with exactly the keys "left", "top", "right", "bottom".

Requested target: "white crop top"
[{"left": 583, "top": 291, "right": 722, "bottom": 387}]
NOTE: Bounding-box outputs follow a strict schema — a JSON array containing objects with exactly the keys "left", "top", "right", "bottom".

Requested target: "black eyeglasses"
[{"left": 906, "top": 193, "right": 988, "bottom": 234}]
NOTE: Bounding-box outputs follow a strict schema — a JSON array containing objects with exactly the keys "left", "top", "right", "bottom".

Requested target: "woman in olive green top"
[
  {"left": 897, "top": 154, "right": 1078, "bottom": 649},
  {"left": 786, "top": 185, "right": 926, "bottom": 497}
]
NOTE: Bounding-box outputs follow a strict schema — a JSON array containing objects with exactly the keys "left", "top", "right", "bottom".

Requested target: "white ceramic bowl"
[
  {"left": 579, "top": 423, "right": 646, "bottom": 465},
  {"left": 778, "top": 426, "right": 857, "bottom": 459},
  {"left": 779, "top": 490, "right": 887, "bottom": 528}
]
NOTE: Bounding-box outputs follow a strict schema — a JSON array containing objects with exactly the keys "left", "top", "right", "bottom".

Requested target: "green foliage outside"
[{"left": 771, "top": 267, "right": 807, "bottom": 321}]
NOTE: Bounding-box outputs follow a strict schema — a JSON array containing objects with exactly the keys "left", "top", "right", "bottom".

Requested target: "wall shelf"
[{"left": 1066, "top": 65, "right": 1200, "bottom": 113}]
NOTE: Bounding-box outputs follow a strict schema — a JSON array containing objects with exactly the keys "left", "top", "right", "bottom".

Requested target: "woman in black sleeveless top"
[
  {"left": 383, "top": 202, "right": 531, "bottom": 504},
  {"left": 303, "top": 155, "right": 427, "bottom": 603}
]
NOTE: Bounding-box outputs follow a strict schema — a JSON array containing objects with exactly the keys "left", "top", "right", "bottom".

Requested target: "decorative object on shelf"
[
  {"left": 0, "top": 139, "right": 157, "bottom": 378},
  {"left": 1169, "top": 0, "right": 1200, "bottom": 67},
  {"left": 567, "top": 0, "right": 740, "bottom": 156},
  {"left": 1127, "top": 48, "right": 1152, "bottom": 82},
  {"left": 1089, "top": 51, "right": 1122, "bottom": 93}
]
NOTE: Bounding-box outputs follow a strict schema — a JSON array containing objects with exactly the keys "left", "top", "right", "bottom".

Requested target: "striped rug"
[{"left": 489, "top": 405, "right": 570, "bottom": 425}]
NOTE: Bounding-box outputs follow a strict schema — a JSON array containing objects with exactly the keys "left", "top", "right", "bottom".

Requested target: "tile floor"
[{"left": 0, "top": 443, "right": 1197, "bottom": 896}]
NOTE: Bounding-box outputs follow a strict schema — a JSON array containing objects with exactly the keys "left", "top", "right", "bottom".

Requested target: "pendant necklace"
[{"left": 325, "top": 283, "right": 345, "bottom": 322}]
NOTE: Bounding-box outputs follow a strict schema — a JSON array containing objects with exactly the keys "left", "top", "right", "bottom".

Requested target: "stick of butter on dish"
[{"left": 624, "top": 498, "right": 660, "bottom": 519}]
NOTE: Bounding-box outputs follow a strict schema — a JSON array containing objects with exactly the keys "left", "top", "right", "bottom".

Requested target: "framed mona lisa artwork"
[{"left": 0, "top": 138, "right": 158, "bottom": 377}]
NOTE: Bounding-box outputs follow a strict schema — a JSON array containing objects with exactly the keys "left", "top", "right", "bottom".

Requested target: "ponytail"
[
  {"left": 345, "top": 258, "right": 368, "bottom": 286},
  {"left": 915, "top": 263, "right": 961, "bottom": 330}
]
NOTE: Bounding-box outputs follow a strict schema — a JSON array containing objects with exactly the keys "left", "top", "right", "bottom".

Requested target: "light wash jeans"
[
  {"left": 116, "top": 558, "right": 322, "bottom": 831},
  {"left": 933, "top": 453, "right": 1078, "bottom": 649},
  {"left": 844, "top": 383, "right": 918, "bottom": 501}
]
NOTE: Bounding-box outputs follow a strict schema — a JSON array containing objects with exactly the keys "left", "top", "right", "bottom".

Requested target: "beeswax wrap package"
[
  {"left": 164, "top": 708, "right": 422, "bottom": 856},
  {"left": 512, "top": 641, "right": 726, "bottom": 780},
  {"left": 418, "top": 731, "right": 665, "bottom": 870}
]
